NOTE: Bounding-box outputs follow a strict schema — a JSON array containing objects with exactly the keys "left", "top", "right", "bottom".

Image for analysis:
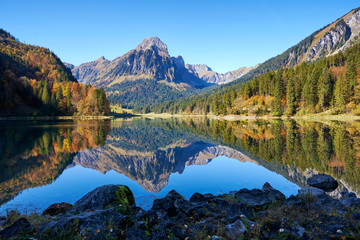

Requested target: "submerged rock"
[{"left": 307, "top": 174, "right": 338, "bottom": 192}]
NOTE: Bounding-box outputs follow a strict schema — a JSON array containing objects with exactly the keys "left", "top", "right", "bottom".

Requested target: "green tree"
[{"left": 286, "top": 77, "right": 296, "bottom": 115}]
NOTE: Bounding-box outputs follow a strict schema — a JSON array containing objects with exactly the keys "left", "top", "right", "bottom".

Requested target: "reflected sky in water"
[
  {"left": 1, "top": 118, "right": 359, "bottom": 214},
  {"left": 0, "top": 156, "right": 299, "bottom": 213}
]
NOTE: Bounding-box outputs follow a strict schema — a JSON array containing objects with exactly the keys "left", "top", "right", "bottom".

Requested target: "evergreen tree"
[
  {"left": 286, "top": 77, "right": 296, "bottom": 115},
  {"left": 318, "top": 68, "right": 333, "bottom": 111},
  {"left": 273, "top": 71, "right": 283, "bottom": 116},
  {"left": 334, "top": 75, "right": 347, "bottom": 108}
]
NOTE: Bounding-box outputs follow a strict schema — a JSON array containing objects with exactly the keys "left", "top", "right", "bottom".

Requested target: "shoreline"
[
  {"left": 1, "top": 182, "right": 359, "bottom": 239},
  {"left": 137, "top": 112, "right": 360, "bottom": 121},
  {"left": 0, "top": 116, "right": 114, "bottom": 121}
]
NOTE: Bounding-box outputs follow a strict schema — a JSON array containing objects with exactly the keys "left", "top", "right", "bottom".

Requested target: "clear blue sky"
[{"left": 1, "top": 0, "right": 359, "bottom": 73}]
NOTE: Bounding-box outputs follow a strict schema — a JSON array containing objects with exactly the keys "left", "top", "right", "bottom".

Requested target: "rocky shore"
[{"left": 0, "top": 175, "right": 360, "bottom": 239}]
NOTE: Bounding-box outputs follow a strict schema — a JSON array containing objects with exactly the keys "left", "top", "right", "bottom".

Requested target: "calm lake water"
[{"left": 0, "top": 118, "right": 359, "bottom": 214}]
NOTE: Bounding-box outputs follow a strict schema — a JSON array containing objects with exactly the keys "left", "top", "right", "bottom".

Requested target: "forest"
[
  {"left": 0, "top": 29, "right": 110, "bottom": 116},
  {"left": 141, "top": 41, "right": 360, "bottom": 116}
]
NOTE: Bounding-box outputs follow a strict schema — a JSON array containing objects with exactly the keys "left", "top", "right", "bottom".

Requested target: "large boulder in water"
[{"left": 307, "top": 174, "right": 338, "bottom": 192}]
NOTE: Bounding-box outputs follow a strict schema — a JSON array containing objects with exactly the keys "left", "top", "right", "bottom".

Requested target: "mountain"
[
  {"left": 145, "top": 7, "right": 360, "bottom": 116},
  {"left": 185, "top": 64, "right": 258, "bottom": 84},
  {"left": 240, "top": 7, "right": 360, "bottom": 82},
  {"left": 68, "top": 37, "right": 209, "bottom": 88},
  {"left": 66, "top": 37, "right": 255, "bottom": 108},
  {"left": 0, "top": 29, "right": 110, "bottom": 116}
]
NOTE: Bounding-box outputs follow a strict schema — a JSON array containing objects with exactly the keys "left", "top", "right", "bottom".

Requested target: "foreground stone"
[
  {"left": 43, "top": 202, "right": 73, "bottom": 216},
  {"left": 307, "top": 173, "right": 338, "bottom": 192},
  {"left": 1, "top": 182, "right": 359, "bottom": 239},
  {"left": 0, "top": 218, "right": 33, "bottom": 239}
]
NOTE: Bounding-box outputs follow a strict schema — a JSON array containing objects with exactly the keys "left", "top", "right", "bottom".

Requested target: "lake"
[{"left": 0, "top": 117, "right": 359, "bottom": 214}]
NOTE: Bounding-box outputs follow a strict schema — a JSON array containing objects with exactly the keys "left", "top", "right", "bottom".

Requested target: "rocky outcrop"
[
  {"left": 307, "top": 20, "right": 352, "bottom": 61},
  {"left": 2, "top": 183, "right": 359, "bottom": 239}
]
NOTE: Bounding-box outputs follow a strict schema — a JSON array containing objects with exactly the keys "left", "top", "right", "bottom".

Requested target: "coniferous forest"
[
  {"left": 0, "top": 29, "right": 110, "bottom": 116},
  {"left": 140, "top": 41, "right": 360, "bottom": 116}
]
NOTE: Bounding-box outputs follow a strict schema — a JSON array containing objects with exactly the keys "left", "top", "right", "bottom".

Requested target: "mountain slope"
[
  {"left": 67, "top": 37, "right": 256, "bottom": 108},
  {"left": 0, "top": 29, "right": 110, "bottom": 116},
  {"left": 239, "top": 7, "right": 360, "bottom": 82}
]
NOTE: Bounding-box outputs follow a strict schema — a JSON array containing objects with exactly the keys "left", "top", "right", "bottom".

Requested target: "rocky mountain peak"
[
  {"left": 97, "top": 56, "right": 107, "bottom": 61},
  {"left": 135, "top": 36, "right": 169, "bottom": 56}
]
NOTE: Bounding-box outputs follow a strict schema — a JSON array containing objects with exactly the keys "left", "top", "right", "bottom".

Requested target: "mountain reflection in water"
[{"left": 0, "top": 118, "right": 359, "bottom": 213}]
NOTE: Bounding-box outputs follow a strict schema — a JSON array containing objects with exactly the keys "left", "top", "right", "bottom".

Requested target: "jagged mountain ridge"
[
  {"left": 239, "top": 7, "right": 360, "bottom": 82},
  {"left": 65, "top": 37, "right": 256, "bottom": 108},
  {"left": 185, "top": 63, "right": 258, "bottom": 84},
  {"left": 67, "top": 37, "right": 208, "bottom": 89}
]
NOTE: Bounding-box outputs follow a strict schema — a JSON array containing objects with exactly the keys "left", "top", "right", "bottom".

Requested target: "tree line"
[{"left": 140, "top": 41, "right": 360, "bottom": 116}]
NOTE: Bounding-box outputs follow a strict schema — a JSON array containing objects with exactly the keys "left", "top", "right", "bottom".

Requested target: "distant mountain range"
[{"left": 65, "top": 37, "right": 255, "bottom": 108}]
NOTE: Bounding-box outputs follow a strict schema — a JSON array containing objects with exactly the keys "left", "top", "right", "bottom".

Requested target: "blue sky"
[{"left": 1, "top": 0, "right": 359, "bottom": 73}]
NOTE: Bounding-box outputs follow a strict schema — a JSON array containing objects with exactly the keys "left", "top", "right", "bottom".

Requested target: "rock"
[
  {"left": 340, "top": 197, "right": 360, "bottom": 208},
  {"left": 0, "top": 218, "right": 33, "bottom": 239},
  {"left": 42, "top": 202, "right": 73, "bottom": 216},
  {"left": 38, "top": 208, "right": 123, "bottom": 239},
  {"left": 73, "top": 185, "right": 135, "bottom": 214},
  {"left": 261, "top": 182, "right": 286, "bottom": 202},
  {"left": 298, "top": 187, "right": 325, "bottom": 197},
  {"left": 190, "top": 192, "right": 206, "bottom": 203},
  {"left": 233, "top": 187, "right": 282, "bottom": 209},
  {"left": 307, "top": 174, "right": 338, "bottom": 192},
  {"left": 152, "top": 197, "right": 177, "bottom": 218},
  {"left": 225, "top": 219, "right": 246, "bottom": 239},
  {"left": 0, "top": 216, "right": 6, "bottom": 227}
]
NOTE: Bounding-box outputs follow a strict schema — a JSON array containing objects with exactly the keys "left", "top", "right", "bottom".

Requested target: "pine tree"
[
  {"left": 286, "top": 77, "right": 296, "bottom": 115},
  {"left": 334, "top": 75, "right": 347, "bottom": 108},
  {"left": 318, "top": 68, "right": 332, "bottom": 111},
  {"left": 273, "top": 71, "right": 283, "bottom": 116}
]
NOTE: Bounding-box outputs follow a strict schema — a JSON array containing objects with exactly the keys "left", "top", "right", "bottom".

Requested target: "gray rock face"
[
  {"left": 135, "top": 36, "right": 169, "bottom": 56},
  {"left": 307, "top": 20, "right": 351, "bottom": 61},
  {"left": 225, "top": 219, "right": 247, "bottom": 239},
  {"left": 307, "top": 174, "right": 338, "bottom": 192}
]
